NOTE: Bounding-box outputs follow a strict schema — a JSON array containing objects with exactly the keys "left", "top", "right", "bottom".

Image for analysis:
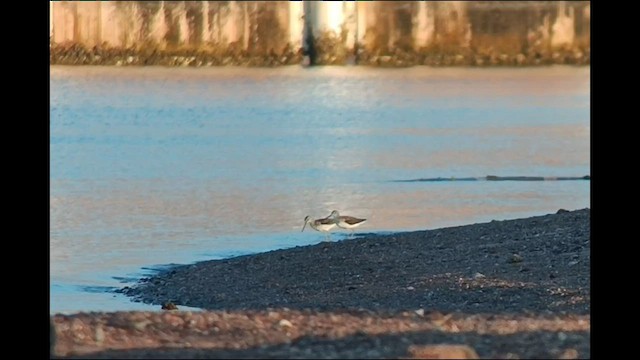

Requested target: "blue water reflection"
[{"left": 50, "top": 66, "right": 589, "bottom": 313}]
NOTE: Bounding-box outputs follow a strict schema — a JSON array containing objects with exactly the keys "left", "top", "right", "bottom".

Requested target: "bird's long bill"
[{"left": 301, "top": 221, "right": 308, "bottom": 232}]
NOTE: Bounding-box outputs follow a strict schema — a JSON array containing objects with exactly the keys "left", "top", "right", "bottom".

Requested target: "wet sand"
[{"left": 52, "top": 208, "right": 590, "bottom": 358}]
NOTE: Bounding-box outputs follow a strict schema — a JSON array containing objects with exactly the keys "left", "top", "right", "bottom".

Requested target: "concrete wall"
[
  {"left": 50, "top": 1, "right": 590, "bottom": 66},
  {"left": 51, "top": 1, "right": 294, "bottom": 51}
]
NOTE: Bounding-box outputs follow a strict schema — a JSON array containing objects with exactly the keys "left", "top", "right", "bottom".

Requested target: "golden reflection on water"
[{"left": 51, "top": 178, "right": 578, "bottom": 248}]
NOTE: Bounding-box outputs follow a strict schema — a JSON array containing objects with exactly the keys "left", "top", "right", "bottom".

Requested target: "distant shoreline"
[{"left": 50, "top": 42, "right": 589, "bottom": 68}]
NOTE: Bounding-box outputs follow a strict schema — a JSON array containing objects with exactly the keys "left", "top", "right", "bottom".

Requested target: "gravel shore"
[{"left": 52, "top": 208, "right": 590, "bottom": 358}]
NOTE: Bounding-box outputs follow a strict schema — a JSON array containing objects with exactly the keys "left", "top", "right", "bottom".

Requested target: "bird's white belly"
[{"left": 313, "top": 223, "right": 337, "bottom": 232}]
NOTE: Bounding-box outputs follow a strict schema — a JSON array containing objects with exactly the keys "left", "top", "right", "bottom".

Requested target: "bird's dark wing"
[
  {"left": 341, "top": 216, "right": 366, "bottom": 225},
  {"left": 316, "top": 217, "right": 337, "bottom": 225}
]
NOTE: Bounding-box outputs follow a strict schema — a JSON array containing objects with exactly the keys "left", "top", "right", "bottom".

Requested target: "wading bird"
[
  {"left": 328, "top": 210, "right": 367, "bottom": 238},
  {"left": 301, "top": 214, "right": 338, "bottom": 241}
]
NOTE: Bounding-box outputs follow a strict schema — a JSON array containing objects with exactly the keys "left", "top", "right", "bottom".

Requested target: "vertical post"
[
  {"left": 302, "top": 1, "right": 317, "bottom": 66},
  {"left": 72, "top": 1, "right": 79, "bottom": 43},
  {"left": 288, "top": 1, "right": 304, "bottom": 51},
  {"left": 96, "top": 2, "right": 102, "bottom": 46}
]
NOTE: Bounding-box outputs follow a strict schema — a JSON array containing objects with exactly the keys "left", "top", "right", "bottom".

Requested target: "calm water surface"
[{"left": 50, "top": 65, "right": 590, "bottom": 313}]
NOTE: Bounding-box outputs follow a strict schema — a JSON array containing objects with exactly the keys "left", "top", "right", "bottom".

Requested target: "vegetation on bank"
[{"left": 50, "top": 38, "right": 589, "bottom": 67}]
